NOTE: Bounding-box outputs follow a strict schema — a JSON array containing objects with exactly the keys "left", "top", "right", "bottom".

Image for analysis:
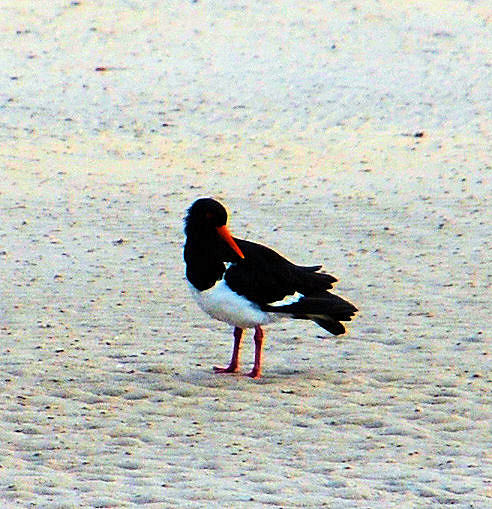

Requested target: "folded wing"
[{"left": 224, "top": 238, "right": 357, "bottom": 335}]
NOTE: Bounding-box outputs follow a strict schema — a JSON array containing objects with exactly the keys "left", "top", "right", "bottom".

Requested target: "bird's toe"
[{"left": 213, "top": 365, "right": 239, "bottom": 374}]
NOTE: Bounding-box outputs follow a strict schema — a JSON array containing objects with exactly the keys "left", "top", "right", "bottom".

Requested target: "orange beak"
[{"left": 216, "top": 225, "right": 245, "bottom": 259}]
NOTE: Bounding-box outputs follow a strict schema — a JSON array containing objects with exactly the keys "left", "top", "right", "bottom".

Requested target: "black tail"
[
  {"left": 263, "top": 292, "right": 358, "bottom": 336},
  {"left": 312, "top": 317, "right": 347, "bottom": 336}
]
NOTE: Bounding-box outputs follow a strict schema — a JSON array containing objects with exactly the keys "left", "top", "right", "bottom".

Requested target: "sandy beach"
[{"left": 1, "top": 1, "right": 490, "bottom": 507}]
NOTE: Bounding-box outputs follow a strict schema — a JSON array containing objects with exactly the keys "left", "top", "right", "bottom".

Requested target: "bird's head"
[{"left": 185, "top": 198, "right": 245, "bottom": 259}]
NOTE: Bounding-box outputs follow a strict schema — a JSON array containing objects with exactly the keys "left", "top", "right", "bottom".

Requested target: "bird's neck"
[{"left": 184, "top": 233, "right": 227, "bottom": 291}]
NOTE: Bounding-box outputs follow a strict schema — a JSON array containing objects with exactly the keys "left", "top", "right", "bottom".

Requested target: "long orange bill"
[{"left": 216, "top": 225, "right": 245, "bottom": 259}]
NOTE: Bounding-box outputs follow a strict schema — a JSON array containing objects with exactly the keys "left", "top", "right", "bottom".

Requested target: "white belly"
[{"left": 188, "top": 279, "right": 276, "bottom": 328}]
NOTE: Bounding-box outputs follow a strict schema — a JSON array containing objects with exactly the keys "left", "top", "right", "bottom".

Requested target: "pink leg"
[
  {"left": 245, "top": 325, "right": 264, "bottom": 379},
  {"left": 214, "top": 327, "right": 243, "bottom": 374}
]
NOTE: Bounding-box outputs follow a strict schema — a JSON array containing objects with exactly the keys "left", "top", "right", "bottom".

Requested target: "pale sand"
[{"left": 1, "top": 1, "right": 490, "bottom": 507}]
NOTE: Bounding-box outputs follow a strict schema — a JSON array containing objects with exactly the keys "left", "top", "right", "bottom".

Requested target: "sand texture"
[{"left": 1, "top": 1, "right": 491, "bottom": 507}]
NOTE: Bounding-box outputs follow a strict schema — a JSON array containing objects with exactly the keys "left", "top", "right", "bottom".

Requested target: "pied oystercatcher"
[{"left": 184, "top": 198, "right": 357, "bottom": 379}]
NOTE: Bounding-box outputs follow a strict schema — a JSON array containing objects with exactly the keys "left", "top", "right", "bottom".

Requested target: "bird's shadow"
[{"left": 175, "top": 366, "right": 327, "bottom": 389}]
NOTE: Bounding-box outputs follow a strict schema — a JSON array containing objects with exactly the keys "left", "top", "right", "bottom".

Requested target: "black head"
[
  {"left": 184, "top": 198, "right": 245, "bottom": 260},
  {"left": 185, "top": 198, "right": 228, "bottom": 231}
]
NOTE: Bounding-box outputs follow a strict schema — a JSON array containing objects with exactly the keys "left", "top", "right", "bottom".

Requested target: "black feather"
[
  {"left": 264, "top": 293, "right": 357, "bottom": 319},
  {"left": 224, "top": 238, "right": 337, "bottom": 304},
  {"left": 262, "top": 291, "right": 357, "bottom": 335},
  {"left": 312, "top": 318, "right": 346, "bottom": 336}
]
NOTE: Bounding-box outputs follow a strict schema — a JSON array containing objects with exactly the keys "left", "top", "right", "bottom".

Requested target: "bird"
[{"left": 183, "top": 197, "right": 358, "bottom": 379}]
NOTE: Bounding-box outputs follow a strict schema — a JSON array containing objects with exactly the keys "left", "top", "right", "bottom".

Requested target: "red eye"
[{"left": 206, "top": 212, "right": 214, "bottom": 219}]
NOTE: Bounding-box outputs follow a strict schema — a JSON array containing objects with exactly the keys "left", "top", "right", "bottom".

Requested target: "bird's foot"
[
  {"left": 213, "top": 365, "right": 239, "bottom": 374},
  {"left": 244, "top": 369, "right": 261, "bottom": 379}
]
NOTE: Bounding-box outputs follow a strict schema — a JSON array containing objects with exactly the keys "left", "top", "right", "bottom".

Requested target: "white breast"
[{"left": 188, "top": 279, "right": 276, "bottom": 328}]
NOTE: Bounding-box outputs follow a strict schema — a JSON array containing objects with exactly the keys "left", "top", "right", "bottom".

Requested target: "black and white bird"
[{"left": 183, "top": 198, "right": 358, "bottom": 379}]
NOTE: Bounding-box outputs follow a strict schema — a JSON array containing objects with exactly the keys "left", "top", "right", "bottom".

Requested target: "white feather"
[{"left": 268, "top": 291, "right": 304, "bottom": 307}]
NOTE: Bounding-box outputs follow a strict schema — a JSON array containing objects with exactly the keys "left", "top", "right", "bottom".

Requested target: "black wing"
[{"left": 224, "top": 238, "right": 337, "bottom": 305}]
